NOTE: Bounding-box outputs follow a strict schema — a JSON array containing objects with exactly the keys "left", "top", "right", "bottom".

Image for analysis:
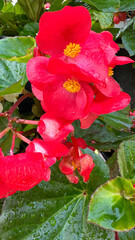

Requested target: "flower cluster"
[{"left": 0, "top": 6, "right": 134, "bottom": 199}]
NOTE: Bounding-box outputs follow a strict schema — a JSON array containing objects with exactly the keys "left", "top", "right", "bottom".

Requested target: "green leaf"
[
  {"left": 0, "top": 152, "right": 114, "bottom": 239},
  {"left": 83, "top": 0, "right": 119, "bottom": 12},
  {"left": 0, "top": 59, "right": 27, "bottom": 95},
  {"left": 14, "top": 2, "right": 25, "bottom": 15},
  {"left": 0, "top": 0, "right": 3, "bottom": 10},
  {"left": 49, "top": 0, "right": 71, "bottom": 11},
  {"left": 88, "top": 177, "right": 135, "bottom": 231},
  {"left": 119, "top": 0, "right": 135, "bottom": 11},
  {"left": 101, "top": 111, "right": 133, "bottom": 130},
  {"left": 122, "top": 27, "right": 135, "bottom": 56},
  {"left": 106, "top": 152, "right": 119, "bottom": 179},
  {"left": 93, "top": 11, "right": 113, "bottom": 29},
  {"left": 2, "top": 2, "right": 14, "bottom": 13},
  {"left": 19, "top": 22, "right": 39, "bottom": 37},
  {"left": 117, "top": 141, "right": 135, "bottom": 182},
  {"left": 0, "top": 37, "right": 36, "bottom": 62},
  {"left": 118, "top": 228, "right": 135, "bottom": 240},
  {"left": 18, "top": 0, "right": 44, "bottom": 22}
]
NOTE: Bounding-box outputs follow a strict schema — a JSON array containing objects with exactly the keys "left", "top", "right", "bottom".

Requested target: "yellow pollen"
[
  {"left": 108, "top": 67, "right": 114, "bottom": 76},
  {"left": 64, "top": 42, "right": 81, "bottom": 58},
  {"left": 63, "top": 79, "right": 81, "bottom": 93}
]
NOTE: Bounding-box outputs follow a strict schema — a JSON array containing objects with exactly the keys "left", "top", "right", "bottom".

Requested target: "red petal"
[
  {"left": 110, "top": 56, "right": 134, "bottom": 68},
  {"left": 80, "top": 112, "right": 99, "bottom": 129},
  {"left": 0, "top": 152, "right": 49, "bottom": 191},
  {"left": 26, "top": 139, "right": 69, "bottom": 157},
  {"left": 95, "top": 76, "right": 121, "bottom": 97},
  {"left": 42, "top": 80, "right": 94, "bottom": 121},
  {"left": 31, "top": 84, "right": 43, "bottom": 101},
  {"left": 59, "top": 156, "right": 74, "bottom": 174},
  {"left": 36, "top": 6, "right": 91, "bottom": 55},
  {"left": 0, "top": 178, "right": 16, "bottom": 199},
  {"left": 37, "top": 113, "right": 74, "bottom": 142},
  {"left": 66, "top": 173, "right": 79, "bottom": 184},
  {"left": 26, "top": 56, "right": 57, "bottom": 90},
  {"left": 89, "top": 91, "right": 131, "bottom": 114},
  {"left": 79, "top": 154, "right": 95, "bottom": 182}
]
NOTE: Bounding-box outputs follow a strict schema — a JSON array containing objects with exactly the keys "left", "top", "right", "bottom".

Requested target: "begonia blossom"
[
  {"left": 59, "top": 142, "right": 95, "bottom": 184},
  {"left": 36, "top": 6, "right": 134, "bottom": 97}
]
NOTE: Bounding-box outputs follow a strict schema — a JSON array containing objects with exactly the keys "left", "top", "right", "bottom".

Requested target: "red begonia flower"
[
  {"left": 26, "top": 139, "right": 69, "bottom": 157},
  {"left": 36, "top": 6, "right": 91, "bottom": 55},
  {"left": 41, "top": 78, "right": 94, "bottom": 121},
  {"left": 37, "top": 113, "right": 74, "bottom": 142},
  {"left": 0, "top": 178, "right": 16, "bottom": 199},
  {"left": 31, "top": 84, "right": 43, "bottom": 101},
  {"left": 59, "top": 146, "right": 95, "bottom": 184},
  {"left": 36, "top": 6, "right": 134, "bottom": 97},
  {"left": 33, "top": 46, "right": 44, "bottom": 57},
  {"left": 0, "top": 152, "right": 51, "bottom": 192}
]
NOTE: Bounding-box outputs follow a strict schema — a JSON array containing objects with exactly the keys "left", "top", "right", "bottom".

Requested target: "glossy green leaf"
[
  {"left": 18, "top": 0, "right": 44, "bottom": 22},
  {"left": 0, "top": 0, "right": 3, "bottom": 11},
  {"left": 0, "top": 59, "right": 27, "bottom": 95},
  {"left": 83, "top": 0, "right": 119, "bottom": 12},
  {"left": 122, "top": 27, "right": 135, "bottom": 56},
  {"left": 93, "top": 12, "right": 113, "bottom": 29},
  {"left": 19, "top": 22, "right": 39, "bottom": 37},
  {"left": 0, "top": 37, "right": 36, "bottom": 62},
  {"left": 101, "top": 111, "right": 133, "bottom": 130},
  {"left": 117, "top": 141, "right": 135, "bottom": 182},
  {"left": 118, "top": 228, "right": 135, "bottom": 240},
  {"left": 88, "top": 177, "right": 135, "bottom": 231},
  {"left": 0, "top": 151, "right": 114, "bottom": 240}
]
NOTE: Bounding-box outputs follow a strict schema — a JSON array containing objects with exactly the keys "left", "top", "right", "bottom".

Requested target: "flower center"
[
  {"left": 64, "top": 43, "right": 81, "bottom": 58},
  {"left": 108, "top": 67, "right": 114, "bottom": 76},
  {"left": 63, "top": 79, "right": 81, "bottom": 93}
]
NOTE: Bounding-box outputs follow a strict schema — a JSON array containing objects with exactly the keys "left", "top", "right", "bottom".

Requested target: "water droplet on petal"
[{"left": 94, "top": 73, "right": 100, "bottom": 78}]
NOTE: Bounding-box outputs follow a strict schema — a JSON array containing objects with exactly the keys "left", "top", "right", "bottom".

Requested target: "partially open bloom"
[
  {"left": 59, "top": 137, "right": 95, "bottom": 183},
  {"left": 59, "top": 146, "right": 95, "bottom": 184},
  {"left": 113, "top": 12, "right": 127, "bottom": 24}
]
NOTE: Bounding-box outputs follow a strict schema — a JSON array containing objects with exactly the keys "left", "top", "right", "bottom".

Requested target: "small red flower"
[
  {"left": 113, "top": 12, "right": 127, "bottom": 24},
  {"left": 37, "top": 113, "right": 74, "bottom": 142},
  {"left": 59, "top": 137, "right": 95, "bottom": 183}
]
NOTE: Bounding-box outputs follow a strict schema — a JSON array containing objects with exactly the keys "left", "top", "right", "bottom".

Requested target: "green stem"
[{"left": 26, "top": 0, "right": 35, "bottom": 21}]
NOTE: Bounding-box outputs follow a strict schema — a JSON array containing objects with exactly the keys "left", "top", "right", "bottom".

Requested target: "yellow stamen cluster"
[
  {"left": 63, "top": 79, "right": 81, "bottom": 93},
  {"left": 64, "top": 42, "right": 81, "bottom": 58},
  {"left": 108, "top": 67, "right": 114, "bottom": 76}
]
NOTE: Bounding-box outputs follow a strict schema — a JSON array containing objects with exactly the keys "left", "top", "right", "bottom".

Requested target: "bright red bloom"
[
  {"left": 27, "top": 56, "right": 94, "bottom": 121},
  {"left": 59, "top": 146, "right": 95, "bottom": 184},
  {"left": 37, "top": 113, "right": 74, "bottom": 142},
  {"left": 36, "top": 7, "right": 134, "bottom": 97}
]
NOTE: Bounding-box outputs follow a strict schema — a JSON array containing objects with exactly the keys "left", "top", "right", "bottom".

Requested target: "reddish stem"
[
  {"left": 0, "top": 127, "right": 10, "bottom": 139},
  {"left": 115, "top": 232, "right": 120, "bottom": 240},
  {"left": 8, "top": 93, "right": 32, "bottom": 115},
  {"left": 13, "top": 118, "right": 39, "bottom": 125},
  {"left": 0, "top": 112, "right": 7, "bottom": 117},
  {"left": 71, "top": 136, "right": 79, "bottom": 157},
  {"left": 10, "top": 133, "right": 16, "bottom": 155},
  {"left": 15, "top": 132, "right": 31, "bottom": 145}
]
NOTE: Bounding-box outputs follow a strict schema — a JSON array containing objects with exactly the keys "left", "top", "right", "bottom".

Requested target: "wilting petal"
[{"left": 66, "top": 173, "right": 79, "bottom": 184}]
